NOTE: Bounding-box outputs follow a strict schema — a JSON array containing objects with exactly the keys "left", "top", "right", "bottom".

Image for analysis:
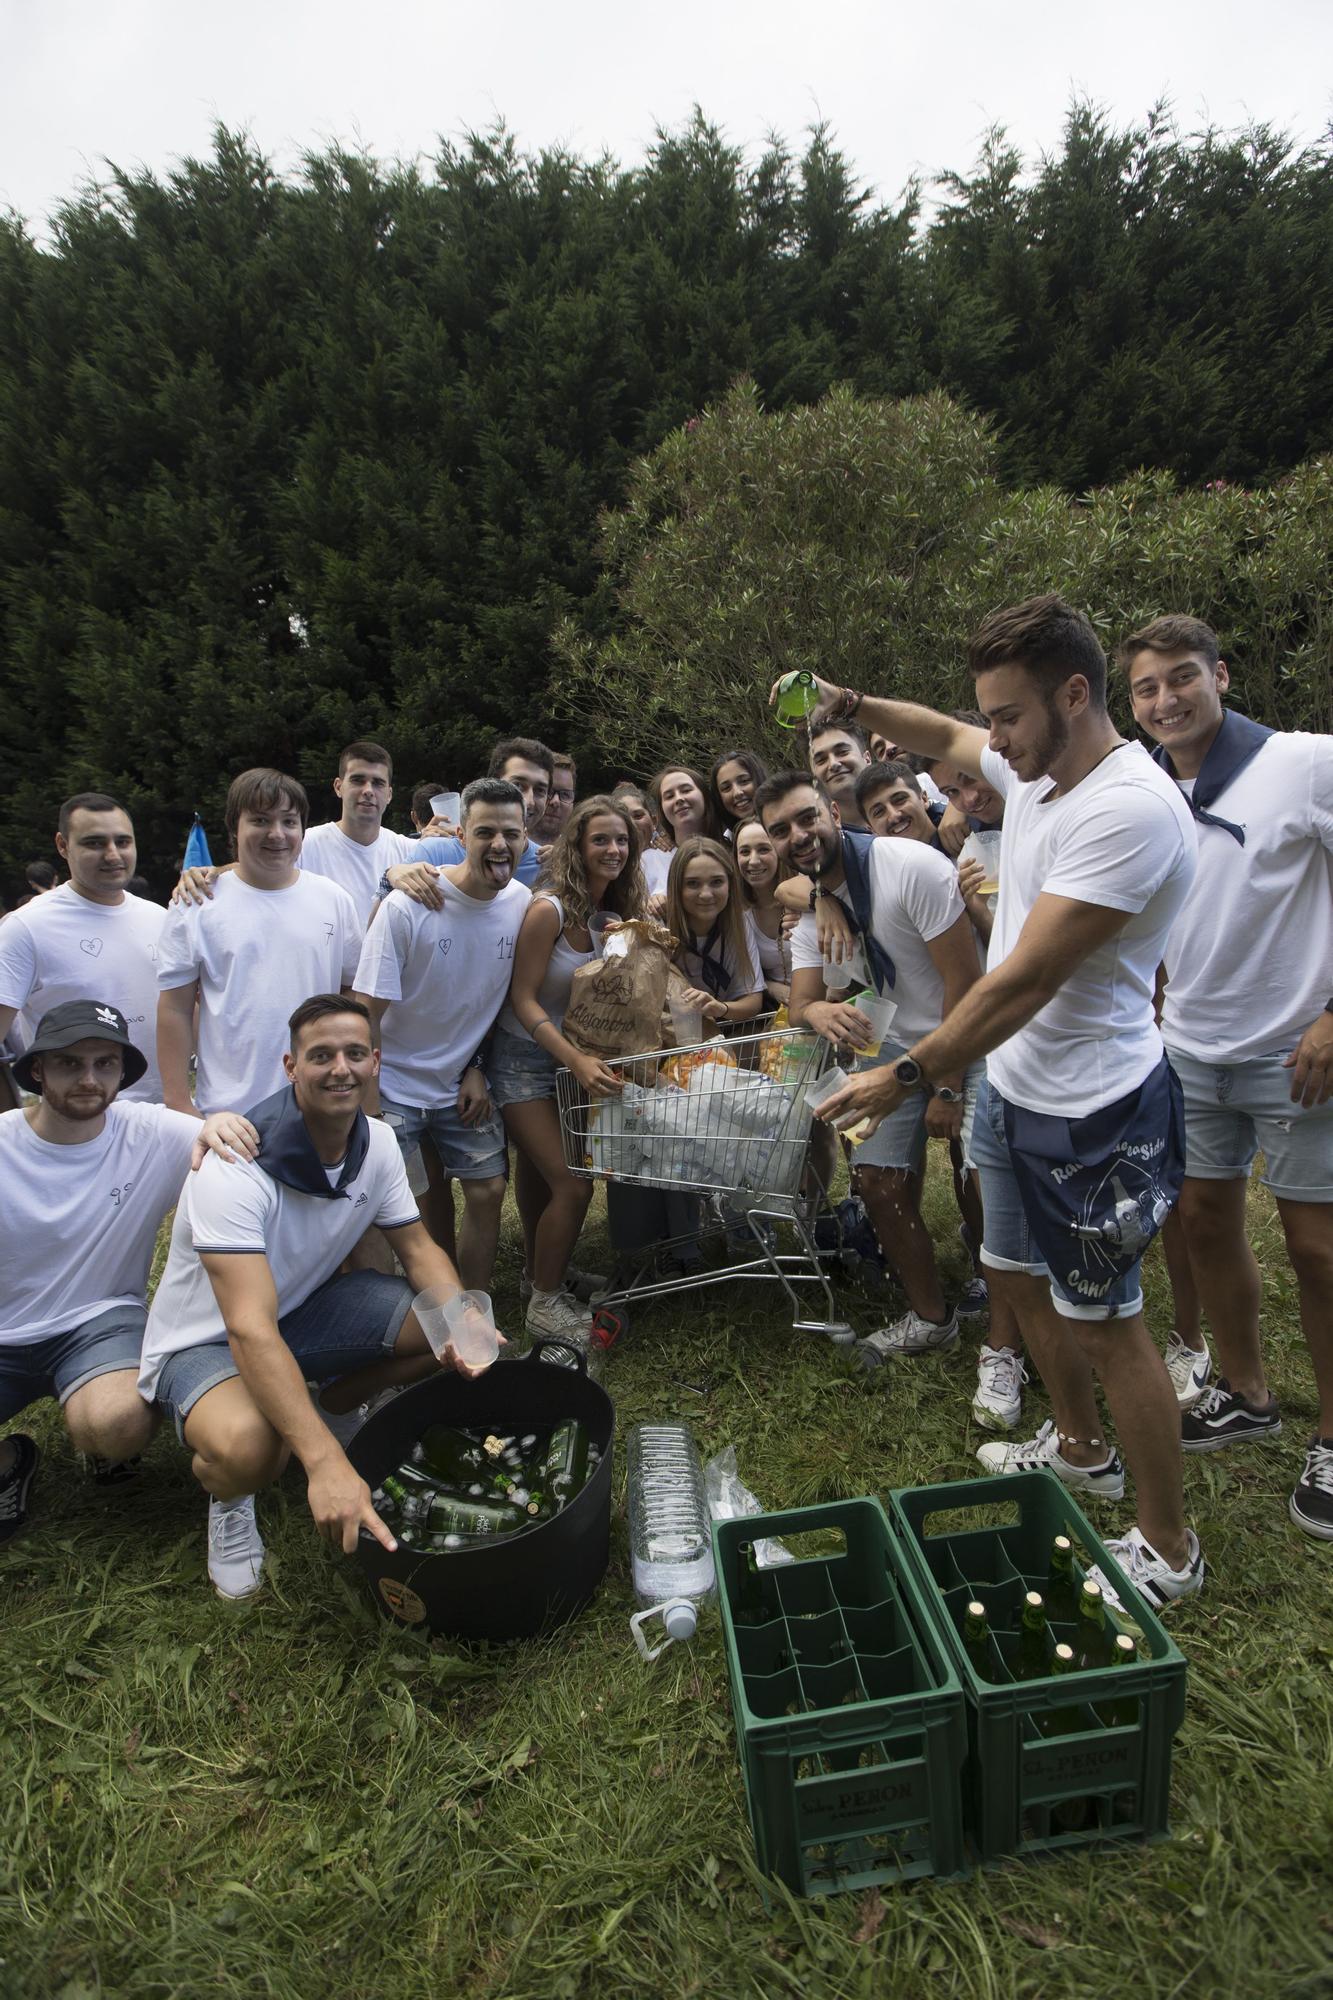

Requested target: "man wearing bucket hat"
[
  {"left": 138, "top": 994, "right": 498, "bottom": 1602},
  {"left": 0, "top": 1001, "right": 258, "bottom": 1545}
]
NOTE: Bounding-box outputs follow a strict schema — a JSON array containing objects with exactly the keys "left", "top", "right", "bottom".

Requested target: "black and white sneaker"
[
  {"left": 83, "top": 1454, "right": 145, "bottom": 1487},
  {"left": 1289, "top": 1439, "right": 1333, "bottom": 1541},
  {"left": 0, "top": 1434, "right": 40, "bottom": 1544},
  {"left": 1180, "top": 1379, "right": 1282, "bottom": 1452},
  {"left": 1091, "top": 1526, "right": 1205, "bottom": 1613}
]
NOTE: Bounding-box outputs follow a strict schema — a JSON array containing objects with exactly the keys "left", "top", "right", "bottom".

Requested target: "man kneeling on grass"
[
  {"left": 1, "top": 1001, "right": 256, "bottom": 1543},
  {"left": 137, "top": 995, "right": 498, "bottom": 1601}
]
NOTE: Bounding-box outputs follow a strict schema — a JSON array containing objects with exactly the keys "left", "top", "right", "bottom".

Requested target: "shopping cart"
[{"left": 556, "top": 1021, "right": 854, "bottom": 1340}]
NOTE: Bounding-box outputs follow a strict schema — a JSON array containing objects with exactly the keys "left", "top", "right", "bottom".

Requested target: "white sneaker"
[
  {"left": 525, "top": 1289, "right": 593, "bottom": 1345},
  {"left": 1090, "top": 1525, "right": 1205, "bottom": 1613},
  {"left": 520, "top": 1266, "right": 608, "bottom": 1308},
  {"left": 972, "top": 1345, "right": 1027, "bottom": 1430},
  {"left": 207, "top": 1494, "right": 265, "bottom": 1600},
  {"left": 976, "top": 1417, "right": 1126, "bottom": 1500},
  {"left": 312, "top": 1383, "right": 403, "bottom": 1451},
  {"left": 1164, "top": 1332, "right": 1212, "bottom": 1409},
  {"left": 856, "top": 1308, "right": 960, "bottom": 1367}
]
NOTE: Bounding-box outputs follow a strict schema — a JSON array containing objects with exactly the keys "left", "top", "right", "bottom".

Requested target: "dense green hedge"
[{"left": 2, "top": 108, "right": 1331, "bottom": 880}]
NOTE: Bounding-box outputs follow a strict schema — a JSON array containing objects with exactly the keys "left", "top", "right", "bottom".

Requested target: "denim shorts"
[
  {"left": 154, "top": 1270, "right": 413, "bottom": 1441},
  {"left": 1166, "top": 1043, "right": 1333, "bottom": 1202},
  {"left": 967, "top": 1073, "right": 1145, "bottom": 1321},
  {"left": 0, "top": 1305, "right": 147, "bottom": 1425},
  {"left": 852, "top": 1045, "right": 982, "bottom": 1174},
  {"left": 380, "top": 1093, "right": 508, "bottom": 1180},
  {"left": 489, "top": 1025, "right": 560, "bottom": 1109}
]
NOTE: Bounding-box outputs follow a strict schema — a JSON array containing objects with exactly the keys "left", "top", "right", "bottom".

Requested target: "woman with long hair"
[
  {"left": 665, "top": 836, "right": 764, "bottom": 1027},
  {"left": 709, "top": 748, "right": 768, "bottom": 835},
  {"left": 491, "top": 794, "right": 646, "bottom": 1343},
  {"left": 732, "top": 815, "right": 791, "bottom": 1009},
  {"left": 611, "top": 781, "right": 672, "bottom": 897}
]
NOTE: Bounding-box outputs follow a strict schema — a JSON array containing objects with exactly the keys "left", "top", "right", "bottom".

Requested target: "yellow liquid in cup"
[
  {"left": 977, "top": 874, "right": 999, "bottom": 897},
  {"left": 844, "top": 1117, "right": 872, "bottom": 1146}
]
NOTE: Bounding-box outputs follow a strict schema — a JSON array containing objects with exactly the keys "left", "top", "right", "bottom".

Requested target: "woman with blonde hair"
[
  {"left": 491, "top": 794, "right": 646, "bottom": 1343},
  {"left": 665, "top": 836, "right": 764, "bottom": 1027}
]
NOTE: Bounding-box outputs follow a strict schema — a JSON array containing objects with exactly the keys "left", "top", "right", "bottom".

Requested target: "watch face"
[{"left": 894, "top": 1057, "right": 921, "bottom": 1088}]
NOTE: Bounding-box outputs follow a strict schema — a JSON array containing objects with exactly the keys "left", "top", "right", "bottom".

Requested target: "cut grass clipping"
[{"left": 2, "top": 1161, "right": 1331, "bottom": 2000}]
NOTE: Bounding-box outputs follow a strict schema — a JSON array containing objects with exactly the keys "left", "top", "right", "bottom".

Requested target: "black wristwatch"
[{"left": 893, "top": 1056, "right": 929, "bottom": 1093}]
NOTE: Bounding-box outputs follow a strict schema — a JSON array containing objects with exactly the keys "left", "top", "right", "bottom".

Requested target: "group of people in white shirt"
[{"left": 1, "top": 596, "right": 1329, "bottom": 1613}]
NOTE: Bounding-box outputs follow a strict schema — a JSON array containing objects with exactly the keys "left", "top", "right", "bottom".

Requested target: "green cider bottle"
[
  {"left": 1073, "top": 1579, "right": 1113, "bottom": 1671},
  {"left": 540, "top": 1421, "right": 590, "bottom": 1508},
  {"left": 774, "top": 669, "right": 820, "bottom": 728},
  {"left": 734, "top": 1540, "right": 770, "bottom": 1627},
  {"left": 417, "top": 1425, "right": 487, "bottom": 1487},
  {"left": 422, "top": 1492, "right": 530, "bottom": 1539},
  {"left": 1042, "top": 1641, "right": 1084, "bottom": 1737},
  {"left": 1016, "top": 1590, "right": 1051, "bottom": 1680},
  {"left": 962, "top": 1600, "right": 993, "bottom": 1680},
  {"left": 1046, "top": 1534, "right": 1080, "bottom": 1623},
  {"left": 1099, "top": 1632, "right": 1141, "bottom": 1727},
  {"left": 488, "top": 1465, "right": 552, "bottom": 1520}
]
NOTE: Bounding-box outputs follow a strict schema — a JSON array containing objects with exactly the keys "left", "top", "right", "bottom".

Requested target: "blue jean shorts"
[
  {"left": 852, "top": 1045, "right": 982, "bottom": 1174},
  {"left": 0, "top": 1305, "right": 147, "bottom": 1425},
  {"left": 967, "top": 1073, "right": 1148, "bottom": 1321},
  {"left": 489, "top": 1025, "right": 560, "bottom": 1109},
  {"left": 1166, "top": 1043, "right": 1333, "bottom": 1202},
  {"left": 154, "top": 1270, "right": 413, "bottom": 1441},
  {"left": 380, "top": 1093, "right": 508, "bottom": 1180}
]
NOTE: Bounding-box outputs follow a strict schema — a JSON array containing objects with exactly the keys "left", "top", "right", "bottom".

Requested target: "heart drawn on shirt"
[{"left": 79, "top": 938, "right": 103, "bottom": 957}]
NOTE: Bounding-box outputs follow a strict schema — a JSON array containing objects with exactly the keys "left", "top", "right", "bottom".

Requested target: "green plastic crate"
[
  {"left": 888, "top": 1470, "right": 1187, "bottom": 1863},
  {"left": 713, "top": 1499, "right": 968, "bottom": 1898}
]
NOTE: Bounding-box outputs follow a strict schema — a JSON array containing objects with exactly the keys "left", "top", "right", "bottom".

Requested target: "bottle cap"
[{"left": 663, "top": 1600, "right": 698, "bottom": 1642}]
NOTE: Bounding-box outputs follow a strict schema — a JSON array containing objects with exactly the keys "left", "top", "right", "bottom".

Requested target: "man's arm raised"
[{"left": 769, "top": 672, "right": 988, "bottom": 779}]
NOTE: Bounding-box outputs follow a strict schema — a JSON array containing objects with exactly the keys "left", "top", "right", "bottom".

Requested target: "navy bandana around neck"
[
  {"left": 837, "top": 828, "right": 897, "bottom": 994},
  {"left": 693, "top": 918, "right": 731, "bottom": 999},
  {"left": 245, "top": 1084, "right": 370, "bottom": 1199},
  {"left": 1151, "top": 708, "right": 1274, "bottom": 845}
]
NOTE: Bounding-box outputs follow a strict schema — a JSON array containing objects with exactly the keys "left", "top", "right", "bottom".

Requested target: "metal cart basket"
[{"left": 557, "top": 1021, "right": 853, "bottom": 1339}]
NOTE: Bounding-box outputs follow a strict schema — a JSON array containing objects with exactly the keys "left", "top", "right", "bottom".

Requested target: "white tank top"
[{"left": 497, "top": 893, "right": 595, "bottom": 1040}]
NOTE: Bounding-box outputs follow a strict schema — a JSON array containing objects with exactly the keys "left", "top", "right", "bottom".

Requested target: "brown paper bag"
[{"left": 562, "top": 919, "right": 678, "bottom": 1060}]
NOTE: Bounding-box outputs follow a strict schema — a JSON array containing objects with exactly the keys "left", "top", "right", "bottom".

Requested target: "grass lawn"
[{"left": 2, "top": 1160, "right": 1331, "bottom": 2000}]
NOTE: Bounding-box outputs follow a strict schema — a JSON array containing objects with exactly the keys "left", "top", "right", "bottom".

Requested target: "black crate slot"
[
  {"left": 776, "top": 1562, "right": 838, "bottom": 1622},
  {"left": 858, "top": 1646, "right": 932, "bottom": 1701},
  {"left": 746, "top": 1663, "right": 806, "bottom": 1720},
  {"left": 736, "top": 1623, "right": 793, "bottom": 1680},
  {"left": 841, "top": 1597, "right": 910, "bottom": 1658},
  {"left": 797, "top": 1655, "right": 869, "bottom": 1714},
  {"left": 788, "top": 1605, "right": 852, "bottom": 1669}
]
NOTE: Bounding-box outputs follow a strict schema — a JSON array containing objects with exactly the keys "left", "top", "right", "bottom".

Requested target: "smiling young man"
[
  {"left": 295, "top": 741, "right": 418, "bottom": 931},
  {"left": 809, "top": 721, "right": 874, "bottom": 829},
  {"left": 533, "top": 754, "right": 577, "bottom": 844},
  {"left": 353, "top": 778, "right": 531, "bottom": 1291},
  {"left": 782, "top": 596, "right": 1205, "bottom": 1609},
  {"left": 1122, "top": 614, "right": 1333, "bottom": 1537},
  {"left": 0, "top": 795, "right": 166, "bottom": 1100},
  {"left": 0, "top": 1001, "right": 255, "bottom": 1542},
  {"left": 758, "top": 771, "right": 982, "bottom": 1357},
  {"left": 139, "top": 994, "right": 491, "bottom": 1599},
  {"left": 156, "top": 770, "right": 361, "bottom": 1116}
]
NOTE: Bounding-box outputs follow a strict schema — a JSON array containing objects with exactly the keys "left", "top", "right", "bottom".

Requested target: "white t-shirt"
[
  {"left": 640, "top": 848, "right": 672, "bottom": 897},
  {"left": 299, "top": 821, "right": 418, "bottom": 932},
  {"left": 0, "top": 886, "right": 166, "bottom": 1100},
  {"left": 354, "top": 878, "right": 531, "bottom": 1107},
  {"left": 980, "top": 743, "right": 1197, "bottom": 1116},
  {"left": 790, "top": 838, "right": 965, "bottom": 1047},
  {"left": 0, "top": 1100, "right": 199, "bottom": 1344},
  {"left": 156, "top": 872, "right": 361, "bottom": 1113},
  {"left": 1159, "top": 731, "right": 1333, "bottom": 1063},
  {"left": 138, "top": 1118, "right": 418, "bottom": 1397}
]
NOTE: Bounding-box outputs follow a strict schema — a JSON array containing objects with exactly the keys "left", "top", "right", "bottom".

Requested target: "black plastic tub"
[{"left": 347, "top": 1337, "right": 614, "bottom": 1641}]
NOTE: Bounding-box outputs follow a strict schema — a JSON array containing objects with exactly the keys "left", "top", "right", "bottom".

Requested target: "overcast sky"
[{"left": 4, "top": 0, "right": 1332, "bottom": 236}]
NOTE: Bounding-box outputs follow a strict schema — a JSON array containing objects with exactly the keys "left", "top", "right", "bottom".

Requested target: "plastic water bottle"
[{"left": 626, "top": 1422, "right": 715, "bottom": 1658}]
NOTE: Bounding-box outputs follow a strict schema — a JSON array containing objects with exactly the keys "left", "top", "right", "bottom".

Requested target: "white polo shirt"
[
  {"left": 138, "top": 1114, "right": 417, "bottom": 1398},
  {"left": 1160, "top": 731, "right": 1333, "bottom": 1064},
  {"left": 354, "top": 879, "right": 530, "bottom": 1108},
  {"left": 156, "top": 872, "right": 361, "bottom": 1113},
  {"left": 0, "top": 886, "right": 166, "bottom": 1100},
  {"left": 299, "top": 821, "right": 418, "bottom": 932},
  {"left": 0, "top": 1100, "right": 200, "bottom": 1344},
  {"left": 980, "top": 743, "right": 1197, "bottom": 1116},
  {"left": 789, "top": 837, "right": 966, "bottom": 1048}
]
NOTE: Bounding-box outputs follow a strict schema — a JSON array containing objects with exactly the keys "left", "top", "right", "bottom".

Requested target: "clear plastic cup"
[
  {"left": 852, "top": 990, "right": 898, "bottom": 1060},
  {"left": 960, "top": 829, "right": 1003, "bottom": 897},
  {"left": 804, "top": 1064, "right": 871, "bottom": 1144},
  {"left": 430, "top": 790, "right": 462, "bottom": 827},
  {"left": 668, "top": 993, "right": 705, "bottom": 1048},
  {"left": 413, "top": 1285, "right": 499, "bottom": 1369}
]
